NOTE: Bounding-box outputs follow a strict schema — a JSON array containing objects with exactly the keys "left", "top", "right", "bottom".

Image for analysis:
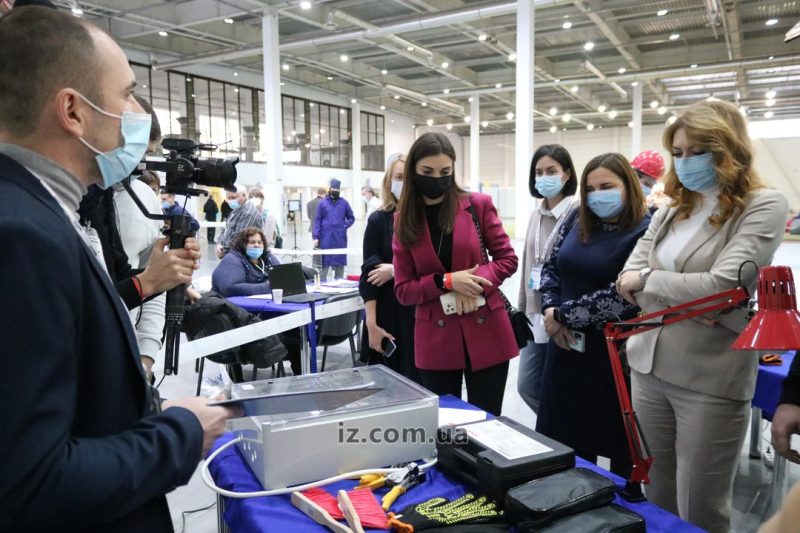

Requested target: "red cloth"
[{"left": 392, "top": 193, "right": 518, "bottom": 371}]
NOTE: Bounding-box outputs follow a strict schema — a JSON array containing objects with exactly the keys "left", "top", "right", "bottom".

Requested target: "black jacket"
[{"left": 0, "top": 154, "right": 202, "bottom": 532}]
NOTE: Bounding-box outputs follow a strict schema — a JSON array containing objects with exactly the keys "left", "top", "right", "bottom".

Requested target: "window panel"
[{"left": 360, "top": 111, "right": 385, "bottom": 171}]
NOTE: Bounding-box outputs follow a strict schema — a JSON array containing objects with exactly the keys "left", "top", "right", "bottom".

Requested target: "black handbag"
[
  {"left": 529, "top": 504, "right": 646, "bottom": 532},
  {"left": 505, "top": 468, "right": 617, "bottom": 529},
  {"left": 467, "top": 196, "right": 534, "bottom": 349}
]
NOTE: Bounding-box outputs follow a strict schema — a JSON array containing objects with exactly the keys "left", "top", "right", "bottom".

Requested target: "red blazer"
[{"left": 393, "top": 193, "right": 519, "bottom": 371}]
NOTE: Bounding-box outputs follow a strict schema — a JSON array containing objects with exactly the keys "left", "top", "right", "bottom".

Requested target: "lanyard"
[{"left": 533, "top": 197, "right": 574, "bottom": 265}]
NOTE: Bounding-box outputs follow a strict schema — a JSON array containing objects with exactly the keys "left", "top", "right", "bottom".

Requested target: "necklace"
[{"left": 436, "top": 232, "right": 444, "bottom": 258}]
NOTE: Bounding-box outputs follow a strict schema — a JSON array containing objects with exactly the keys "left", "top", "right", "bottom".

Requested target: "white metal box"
[{"left": 228, "top": 366, "right": 438, "bottom": 490}]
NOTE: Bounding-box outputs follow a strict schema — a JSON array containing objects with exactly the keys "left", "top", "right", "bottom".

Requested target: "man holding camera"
[{"left": 0, "top": 7, "right": 236, "bottom": 531}]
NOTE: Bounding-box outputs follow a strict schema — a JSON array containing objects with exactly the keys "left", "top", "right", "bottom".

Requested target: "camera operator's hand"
[
  {"left": 162, "top": 395, "right": 240, "bottom": 458},
  {"left": 186, "top": 286, "right": 203, "bottom": 305},
  {"left": 138, "top": 237, "right": 201, "bottom": 298},
  {"left": 141, "top": 356, "right": 154, "bottom": 382}
]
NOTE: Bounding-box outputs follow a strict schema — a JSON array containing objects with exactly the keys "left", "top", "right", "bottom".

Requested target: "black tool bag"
[
  {"left": 505, "top": 468, "right": 617, "bottom": 529},
  {"left": 437, "top": 416, "right": 574, "bottom": 506},
  {"left": 524, "top": 504, "right": 645, "bottom": 532}
]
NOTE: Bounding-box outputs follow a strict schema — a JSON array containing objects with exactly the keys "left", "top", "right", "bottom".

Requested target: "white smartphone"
[
  {"left": 569, "top": 330, "right": 586, "bottom": 353},
  {"left": 440, "top": 292, "right": 486, "bottom": 315}
]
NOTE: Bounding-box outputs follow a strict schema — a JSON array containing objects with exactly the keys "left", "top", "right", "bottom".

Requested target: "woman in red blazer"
[{"left": 392, "top": 132, "right": 518, "bottom": 415}]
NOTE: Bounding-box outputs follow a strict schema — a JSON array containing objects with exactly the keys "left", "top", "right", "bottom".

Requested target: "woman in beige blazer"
[{"left": 616, "top": 99, "right": 788, "bottom": 533}]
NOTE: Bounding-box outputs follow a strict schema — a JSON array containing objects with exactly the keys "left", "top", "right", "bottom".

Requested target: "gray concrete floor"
[{"left": 163, "top": 230, "right": 800, "bottom": 532}]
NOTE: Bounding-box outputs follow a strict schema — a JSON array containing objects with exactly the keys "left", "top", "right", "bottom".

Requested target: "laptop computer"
[{"left": 268, "top": 262, "right": 329, "bottom": 304}]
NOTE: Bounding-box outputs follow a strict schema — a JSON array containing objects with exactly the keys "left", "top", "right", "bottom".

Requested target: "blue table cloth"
[
  {"left": 208, "top": 395, "right": 702, "bottom": 532},
  {"left": 752, "top": 351, "right": 795, "bottom": 419}
]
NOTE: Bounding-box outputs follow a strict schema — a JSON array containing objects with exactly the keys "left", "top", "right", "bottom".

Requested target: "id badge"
[{"left": 529, "top": 265, "right": 543, "bottom": 291}]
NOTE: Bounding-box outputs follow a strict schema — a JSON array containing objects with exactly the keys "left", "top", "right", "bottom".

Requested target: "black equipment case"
[{"left": 436, "top": 416, "right": 575, "bottom": 505}]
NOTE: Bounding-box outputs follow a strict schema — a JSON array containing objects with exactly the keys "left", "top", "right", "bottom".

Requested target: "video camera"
[
  {"left": 124, "top": 138, "right": 239, "bottom": 376},
  {"left": 143, "top": 138, "right": 239, "bottom": 196}
]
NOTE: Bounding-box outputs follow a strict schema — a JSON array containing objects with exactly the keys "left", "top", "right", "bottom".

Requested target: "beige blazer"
[{"left": 622, "top": 189, "right": 788, "bottom": 401}]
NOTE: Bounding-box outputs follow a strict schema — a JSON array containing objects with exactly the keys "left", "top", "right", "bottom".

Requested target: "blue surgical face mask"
[
  {"left": 535, "top": 174, "right": 565, "bottom": 199},
  {"left": 674, "top": 152, "right": 718, "bottom": 192},
  {"left": 76, "top": 93, "right": 151, "bottom": 190},
  {"left": 587, "top": 189, "right": 625, "bottom": 219},
  {"left": 161, "top": 201, "right": 171, "bottom": 210},
  {"left": 228, "top": 199, "right": 240, "bottom": 210},
  {"left": 246, "top": 247, "right": 264, "bottom": 259},
  {"left": 390, "top": 180, "right": 403, "bottom": 199}
]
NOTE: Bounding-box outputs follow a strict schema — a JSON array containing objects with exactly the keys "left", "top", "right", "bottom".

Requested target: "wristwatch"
[{"left": 639, "top": 267, "right": 653, "bottom": 285}]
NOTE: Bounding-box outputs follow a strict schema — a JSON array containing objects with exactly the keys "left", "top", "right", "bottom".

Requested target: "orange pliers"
[{"left": 760, "top": 353, "right": 783, "bottom": 366}]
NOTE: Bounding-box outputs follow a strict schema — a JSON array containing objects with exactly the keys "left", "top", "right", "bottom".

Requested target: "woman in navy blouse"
[
  {"left": 538, "top": 152, "right": 650, "bottom": 476},
  {"left": 212, "top": 226, "right": 280, "bottom": 297}
]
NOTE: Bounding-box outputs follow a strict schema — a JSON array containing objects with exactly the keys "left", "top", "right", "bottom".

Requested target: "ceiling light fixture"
[
  {"left": 667, "top": 116, "right": 678, "bottom": 125},
  {"left": 464, "top": 116, "right": 471, "bottom": 123},
  {"left": 549, "top": 107, "right": 558, "bottom": 116},
  {"left": 441, "top": 61, "right": 450, "bottom": 68},
  {"left": 766, "top": 90, "right": 777, "bottom": 99},
  {"left": 506, "top": 112, "right": 514, "bottom": 120},
  {"left": 327, "top": 76, "right": 333, "bottom": 80},
  {"left": 769, "top": 55, "right": 775, "bottom": 60},
  {"left": 234, "top": 88, "right": 239, "bottom": 93},
  {"left": 495, "top": 83, "right": 503, "bottom": 89},
  {"left": 609, "top": 110, "right": 618, "bottom": 119},
  {"left": 224, "top": 17, "right": 234, "bottom": 24},
  {"left": 657, "top": 9, "right": 668, "bottom": 16},
  {"left": 766, "top": 98, "right": 776, "bottom": 107},
  {"left": 426, "top": 119, "right": 434, "bottom": 126},
  {"left": 690, "top": 64, "right": 698, "bottom": 68},
  {"left": 765, "top": 111, "right": 774, "bottom": 118},
  {"left": 340, "top": 109, "right": 345, "bottom": 114},
  {"left": 618, "top": 67, "right": 626, "bottom": 74},
  {"left": 570, "top": 85, "right": 579, "bottom": 93},
  {"left": 280, "top": 82, "right": 285, "bottom": 86},
  {"left": 650, "top": 100, "right": 659, "bottom": 109},
  {"left": 631, "top": 81, "right": 639, "bottom": 87},
  {"left": 340, "top": 54, "right": 349, "bottom": 62},
  {"left": 446, "top": 123, "right": 453, "bottom": 130},
  {"left": 158, "top": 30, "right": 168, "bottom": 37},
  {"left": 562, "top": 113, "right": 572, "bottom": 122},
  {"left": 628, "top": 121, "right": 634, "bottom": 128},
  {"left": 421, "top": 102, "right": 428, "bottom": 107},
  {"left": 549, "top": 125, "right": 558, "bottom": 134},
  {"left": 233, "top": 72, "right": 238, "bottom": 77},
  {"left": 468, "top": 97, "right": 474, "bottom": 102},
  {"left": 407, "top": 45, "right": 415, "bottom": 51},
  {"left": 587, "top": 123, "right": 595, "bottom": 131},
  {"left": 394, "top": 95, "right": 400, "bottom": 100},
  {"left": 142, "top": 84, "right": 147, "bottom": 89},
  {"left": 584, "top": 41, "right": 595, "bottom": 51},
  {"left": 657, "top": 106, "right": 667, "bottom": 115},
  {"left": 766, "top": 18, "right": 779, "bottom": 26},
  {"left": 508, "top": 52, "right": 517, "bottom": 61},
  {"left": 563, "top": 21, "right": 573, "bottom": 29},
  {"left": 380, "top": 105, "right": 386, "bottom": 110},
  {"left": 351, "top": 98, "right": 357, "bottom": 104},
  {"left": 381, "top": 69, "right": 388, "bottom": 75},
  {"left": 71, "top": 6, "right": 83, "bottom": 16},
  {"left": 443, "top": 89, "right": 450, "bottom": 94},
  {"left": 478, "top": 33, "right": 488, "bottom": 41},
  {"left": 282, "top": 63, "right": 290, "bottom": 71},
  {"left": 481, "top": 120, "right": 489, "bottom": 127},
  {"left": 669, "top": 33, "right": 680, "bottom": 40},
  {"left": 597, "top": 104, "right": 607, "bottom": 113},
  {"left": 300, "top": 1, "right": 312, "bottom": 10}
]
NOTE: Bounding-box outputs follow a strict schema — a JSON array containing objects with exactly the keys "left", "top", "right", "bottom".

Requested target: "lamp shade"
[{"left": 733, "top": 266, "right": 800, "bottom": 350}]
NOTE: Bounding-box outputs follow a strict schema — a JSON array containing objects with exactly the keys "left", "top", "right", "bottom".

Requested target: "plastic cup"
[{"left": 272, "top": 289, "right": 283, "bottom": 304}]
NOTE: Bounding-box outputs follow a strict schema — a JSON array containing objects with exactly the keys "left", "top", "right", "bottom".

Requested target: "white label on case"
[{"left": 463, "top": 419, "right": 552, "bottom": 460}]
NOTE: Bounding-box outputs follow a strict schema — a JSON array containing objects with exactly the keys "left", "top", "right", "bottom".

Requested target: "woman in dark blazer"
[
  {"left": 393, "top": 132, "right": 518, "bottom": 415},
  {"left": 359, "top": 153, "right": 421, "bottom": 383},
  {"left": 211, "top": 227, "right": 279, "bottom": 297}
]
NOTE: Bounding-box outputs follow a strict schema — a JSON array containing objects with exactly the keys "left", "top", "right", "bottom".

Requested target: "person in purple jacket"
[
  {"left": 313, "top": 178, "right": 355, "bottom": 280},
  {"left": 211, "top": 226, "right": 279, "bottom": 297}
]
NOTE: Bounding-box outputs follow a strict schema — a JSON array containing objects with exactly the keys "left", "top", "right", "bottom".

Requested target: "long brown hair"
[
  {"left": 396, "top": 133, "right": 465, "bottom": 248},
  {"left": 380, "top": 153, "right": 405, "bottom": 212},
  {"left": 578, "top": 153, "right": 647, "bottom": 243},
  {"left": 662, "top": 99, "right": 765, "bottom": 227}
]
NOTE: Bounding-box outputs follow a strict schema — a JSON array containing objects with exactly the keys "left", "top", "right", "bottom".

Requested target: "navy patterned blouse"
[{"left": 540, "top": 212, "right": 651, "bottom": 330}]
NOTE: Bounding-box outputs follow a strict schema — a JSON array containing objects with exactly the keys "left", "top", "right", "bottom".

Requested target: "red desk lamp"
[{"left": 603, "top": 265, "right": 800, "bottom": 501}]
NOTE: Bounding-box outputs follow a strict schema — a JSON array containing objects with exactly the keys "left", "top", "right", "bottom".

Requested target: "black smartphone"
[{"left": 381, "top": 337, "right": 397, "bottom": 357}]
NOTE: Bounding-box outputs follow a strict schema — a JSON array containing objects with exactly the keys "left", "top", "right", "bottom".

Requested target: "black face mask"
[
  {"left": 415, "top": 173, "right": 453, "bottom": 200},
  {"left": 330, "top": 190, "right": 340, "bottom": 201}
]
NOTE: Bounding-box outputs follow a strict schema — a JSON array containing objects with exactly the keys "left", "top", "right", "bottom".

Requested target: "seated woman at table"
[
  {"left": 538, "top": 152, "right": 650, "bottom": 477},
  {"left": 212, "top": 227, "right": 302, "bottom": 375},
  {"left": 212, "top": 227, "right": 280, "bottom": 297},
  {"left": 616, "top": 99, "right": 788, "bottom": 532}
]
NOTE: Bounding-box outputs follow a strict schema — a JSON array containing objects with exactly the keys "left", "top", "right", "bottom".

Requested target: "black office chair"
[{"left": 317, "top": 292, "right": 362, "bottom": 372}]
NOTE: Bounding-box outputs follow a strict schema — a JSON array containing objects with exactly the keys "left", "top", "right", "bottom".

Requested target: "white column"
[
  {"left": 469, "top": 96, "right": 480, "bottom": 192},
  {"left": 631, "top": 83, "right": 643, "bottom": 158},
  {"left": 351, "top": 102, "right": 363, "bottom": 217},
  {"left": 515, "top": 0, "right": 535, "bottom": 238},
  {"left": 262, "top": 10, "right": 283, "bottom": 225}
]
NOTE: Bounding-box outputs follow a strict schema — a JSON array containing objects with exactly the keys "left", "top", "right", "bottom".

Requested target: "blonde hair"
[
  {"left": 380, "top": 154, "right": 406, "bottom": 212},
  {"left": 662, "top": 99, "right": 765, "bottom": 226}
]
